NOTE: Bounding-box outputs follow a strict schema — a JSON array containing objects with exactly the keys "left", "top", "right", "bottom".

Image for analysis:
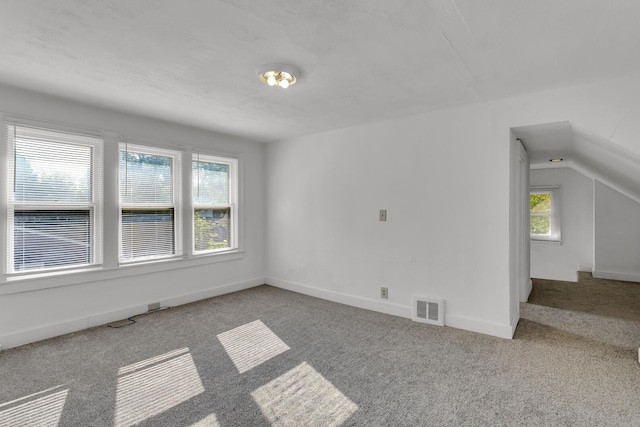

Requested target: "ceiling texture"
[
  {"left": 1, "top": 0, "right": 640, "bottom": 143},
  {"left": 514, "top": 122, "right": 640, "bottom": 202}
]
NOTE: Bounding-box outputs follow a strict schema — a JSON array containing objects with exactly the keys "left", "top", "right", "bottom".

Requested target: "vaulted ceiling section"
[{"left": 1, "top": 1, "right": 640, "bottom": 141}]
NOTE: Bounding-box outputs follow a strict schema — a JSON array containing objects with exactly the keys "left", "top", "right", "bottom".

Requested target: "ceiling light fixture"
[
  {"left": 549, "top": 158, "right": 563, "bottom": 162},
  {"left": 258, "top": 64, "right": 300, "bottom": 90}
]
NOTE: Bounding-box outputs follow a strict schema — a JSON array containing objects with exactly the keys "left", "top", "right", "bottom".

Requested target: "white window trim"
[
  {"left": 192, "top": 153, "right": 239, "bottom": 255},
  {"left": 4, "top": 119, "right": 104, "bottom": 277},
  {"left": 0, "top": 115, "right": 244, "bottom": 294},
  {"left": 118, "top": 142, "right": 183, "bottom": 264},
  {"left": 530, "top": 186, "right": 561, "bottom": 243},
  {"left": 0, "top": 250, "right": 246, "bottom": 295}
]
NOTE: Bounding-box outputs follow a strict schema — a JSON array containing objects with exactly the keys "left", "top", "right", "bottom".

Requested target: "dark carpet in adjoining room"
[
  {"left": 528, "top": 272, "right": 640, "bottom": 322},
  {"left": 1, "top": 278, "right": 639, "bottom": 426}
]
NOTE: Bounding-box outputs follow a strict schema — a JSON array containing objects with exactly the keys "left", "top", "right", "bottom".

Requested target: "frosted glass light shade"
[{"left": 258, "top": 64, "right": 300, "bottom": 89}]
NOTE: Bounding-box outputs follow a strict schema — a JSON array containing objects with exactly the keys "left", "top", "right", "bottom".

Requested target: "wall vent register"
[{"left": 412, "top": 296, "right": 445, "bottom": 326}]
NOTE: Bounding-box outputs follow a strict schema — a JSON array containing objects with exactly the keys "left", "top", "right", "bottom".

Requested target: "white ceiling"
[
  {"left": 513, "top": 122, "right": 574, "bottom": 165},
  {"left": 1, "top": 1, "right": 640, "bottom": 141},
  {"left": 514, "top": 121, "right": 640, "bottom": 202}
]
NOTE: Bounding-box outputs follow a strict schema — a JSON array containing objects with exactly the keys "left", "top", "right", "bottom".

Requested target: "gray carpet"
[{"left": 1, "top": 279, "right": 639, "bottom": 426}]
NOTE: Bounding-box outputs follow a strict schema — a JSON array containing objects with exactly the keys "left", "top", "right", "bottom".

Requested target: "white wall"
[
  {"left": 530, "top": 167, "right": 593, "bottom": 282},
  {"left": 266, "top": 103, "right": 514, "bottom": 338},
  {"left": 594, "top": 180, "right": 640, "bottom": 282},
  {"left": 0, "top": 84, "right": 266, "bottom": 349},
  {"left": 509, "top": 136, "right": 529, "bottom": 332},
  {"left": 5, "top": 73, "right": 640, "bottom": 345},
  {"left": 266, "top": 74, "right": 640, "bottom": 339}
]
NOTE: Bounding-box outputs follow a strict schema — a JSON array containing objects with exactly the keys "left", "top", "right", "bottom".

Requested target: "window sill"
[
  {"left": 0, "top": 250, "right": 245, "bottom": 296},
  {"left": 531, "top": 238, "right": 562, "bottom": 245}
]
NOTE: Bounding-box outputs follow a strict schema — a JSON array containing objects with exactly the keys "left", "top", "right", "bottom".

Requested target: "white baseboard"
[
  {"left": 162, "top": 276, "right": 264, "bottom": 307},
  {"left": 445, "top": 314, "right": 514, "bottom": 339},
  {"left": 592, "top": 270, "right": 640, "bottom": 283},
  {"left": 0, "top": 277, "right": 264, "bottom": 350},
  {"left": 266, "top": 276, "right": 412, "bottom": 319},
  {"left": 266, "top": 276, "right": 513, "bottom": 339}
]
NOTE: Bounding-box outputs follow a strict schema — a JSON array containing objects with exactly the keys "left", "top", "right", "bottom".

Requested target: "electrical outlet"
[
  {"left": 148, "top": 302, "right": 161, "bottom": 312},
  {"left": 381, "top": 287, "right": 388, "bottom": 299},
  {"left": 379, "top": 209, "right": 387, "bottom": 221}
]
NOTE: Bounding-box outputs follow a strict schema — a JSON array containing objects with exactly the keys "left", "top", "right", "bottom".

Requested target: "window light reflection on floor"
[
  {"left": 0, "top": 386, "right": 68, "bottom": 427},
  {"left": 217, "top": 320, "right": 290, "bottom": 374},
  {"left": 114, "top": 347, "right": 205, "bottom": 427},
  {"left": 189, "top": 413, "right": 221, "bottom": 426},
  {"left": 251, "top": 362, "right": 358, "bottom": 427}
]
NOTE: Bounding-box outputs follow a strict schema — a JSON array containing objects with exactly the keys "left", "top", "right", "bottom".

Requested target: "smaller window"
[
  {"left": 530, "top": 187, "right": 561, "bottom": 242},
  {"left": 192, "top": 153, "right": 238, "bottom": 254}
]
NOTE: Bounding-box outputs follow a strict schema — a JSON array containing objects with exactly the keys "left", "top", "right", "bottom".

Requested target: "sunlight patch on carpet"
[
  {"left": 0, "top": 386, "right": 68, "bottom": 427},
  {"left": 251, "top": 362, "right": 358, "bottom": 426},
  {"left": 217, "top": 320, "right": 290, "bottom": 373},
  {"left": 189, "top": 413, "right": 220, "bottom": 426},
  {"left": 114, "top": 348, "right": 204, "bottom": 427}
]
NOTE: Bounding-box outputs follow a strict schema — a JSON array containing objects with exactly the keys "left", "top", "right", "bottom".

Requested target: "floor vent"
[{"left": 412, "top": 296, "right": 445, "bottom": 326}]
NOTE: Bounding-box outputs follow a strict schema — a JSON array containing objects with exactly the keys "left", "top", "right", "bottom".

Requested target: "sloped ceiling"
[
  {"left": 1, "top": 1, "right": 640, "bottom": 141},
  {"left": 514, "top": 122, "right": 640, "bottom": 202}
]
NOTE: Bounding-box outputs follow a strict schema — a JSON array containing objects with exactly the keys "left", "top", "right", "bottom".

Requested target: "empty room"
[{"left": 1, "top": 1, "right": 640, "bottom": 426}]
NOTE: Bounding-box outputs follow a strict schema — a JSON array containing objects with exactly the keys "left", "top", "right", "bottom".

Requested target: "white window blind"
[
  {"left": 192, "top": 153, "right": 237, "bottom": 253},
  {"left": 119, "top": 143, "right": 181, "bottom": 262},
  {"left": 6, "top": 122, "right": 103, "bottom": 274}
]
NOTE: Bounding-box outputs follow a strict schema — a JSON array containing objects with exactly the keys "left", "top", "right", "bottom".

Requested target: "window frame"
[
  {"left": 191, "top": 153, "right": 239, "bottom": 255},
  {"left": 4, "top": 121, "right": 103, "bottom": 277},
  {"left": 530, "top": 186, "right": 561, "bottom": 243},
  {"left": 0, "top": 114, "right": 244, "bottom": 293},
  {"left": 118, "top": 142, "right": 182, "bottom": 264}
]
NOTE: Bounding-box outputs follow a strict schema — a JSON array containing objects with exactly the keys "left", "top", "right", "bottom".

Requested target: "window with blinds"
[
  {"left": 192, "top": 154, "right": 237, "bottom": 254},
  {"left": 119, "top": 144, "right": 181, "bottom": 262},
  {"left": 6, "top": 123, "right": 103, "bottom": 274}
]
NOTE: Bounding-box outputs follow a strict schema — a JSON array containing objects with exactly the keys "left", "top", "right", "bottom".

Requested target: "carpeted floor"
[
  {"left": 1, "top": 277, "right": 639, "bottom": 426},
  {"left": 528, "top": 272, "right": 640, "bottom": 322}
]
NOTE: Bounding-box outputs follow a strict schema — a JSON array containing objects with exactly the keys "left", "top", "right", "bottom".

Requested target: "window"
[
  {"left": 192, "top": 153, "right": 238, "bottom": 254},
  {"left": 5, "top": 123, "right": 103, "bottom": 274},
  {"left": 530, "top": 187, "right": 561, "bottom": 242},
  {"left": 2, "top": 116, "right": 242, "bottom": 286},
  {"left": 119, "top": 144, "right": 181, "bottom": 262}
]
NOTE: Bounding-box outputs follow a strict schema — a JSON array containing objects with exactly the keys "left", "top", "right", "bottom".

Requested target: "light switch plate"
[{"left": 379, "top": 209, "right": 387, "bottom": 221}]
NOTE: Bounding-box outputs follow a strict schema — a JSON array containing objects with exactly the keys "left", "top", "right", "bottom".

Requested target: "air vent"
[{"left": 412, "top": 296, "right": 444, "bottom": 326}]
